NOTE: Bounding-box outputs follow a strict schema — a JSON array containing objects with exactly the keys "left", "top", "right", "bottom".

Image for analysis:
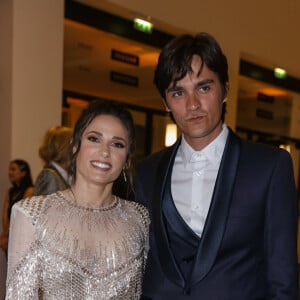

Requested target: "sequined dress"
[{"left": 6, "top": 191, "right": 149, "bottom": 300}]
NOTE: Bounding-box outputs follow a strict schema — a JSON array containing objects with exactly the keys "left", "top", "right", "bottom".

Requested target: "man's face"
[{"left": 164, "top": 55, "right": 228, "bottom": 150}]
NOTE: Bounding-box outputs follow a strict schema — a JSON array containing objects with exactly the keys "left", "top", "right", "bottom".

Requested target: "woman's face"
[
  {"left": 75, "top": 114, "right": 129, "bottom": 187},
  {"left": 8, "top": 162, "right": 25, "bottom": 185}
]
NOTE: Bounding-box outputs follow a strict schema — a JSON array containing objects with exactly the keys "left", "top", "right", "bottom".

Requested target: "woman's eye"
[
  {"left": 112, "top": 142, "right": 125, "bottom": 149},
  {"left": 87, "top": 135, "right": 99, "bottom": 142}
]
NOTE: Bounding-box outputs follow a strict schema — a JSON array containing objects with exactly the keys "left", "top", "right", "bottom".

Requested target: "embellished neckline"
[{"left": 58, "top": 190, "right": 119, "bottom": 212}]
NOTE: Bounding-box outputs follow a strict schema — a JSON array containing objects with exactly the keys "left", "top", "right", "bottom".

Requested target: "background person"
[
  {"left": 34, "top": 126, "right": 72, "bottom": 196},
  {"left": 6, "top": 100, "right": 149, "bottom": 299},
  {"left": 0, "top": 159, "right": 34, "bottom": 253},
  {"left": 135, "top": 32, "right": 298, "bottom": 299}
]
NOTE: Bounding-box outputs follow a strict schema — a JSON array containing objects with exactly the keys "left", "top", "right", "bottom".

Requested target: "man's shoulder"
[
  {"left": 137, "top": 146, "right": 174, "bottom": 170},
  {"left": 226, "top": 129, "right": 291, "bottom": 165},
  {"left": 35, "top": 167, "right": 60, "bottom": 182},
  {"left": 240, "top": 137, "right": 285, "bottom": 155},
  {"left": 234, "top": 135, "right": 292, "bottom": 169}
]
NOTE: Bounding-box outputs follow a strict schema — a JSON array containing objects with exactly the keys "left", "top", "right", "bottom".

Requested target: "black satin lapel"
[
  {"left": 190, "top": 131, "right": 241, "bottom": 285},
  {"left": 152, "top": 139, "right": 185, "bottom": 287}
]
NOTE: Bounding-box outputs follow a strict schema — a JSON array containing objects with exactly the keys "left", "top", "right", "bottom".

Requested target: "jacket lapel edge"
[{"left": 191, "top": 130, "right": 241, "bottom": 284}]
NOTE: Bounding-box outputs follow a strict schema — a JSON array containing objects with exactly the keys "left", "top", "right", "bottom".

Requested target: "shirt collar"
[
  {"left": 180, "top": 124, "right": 229, "bottom": 167},
  {"left": 50, "top": 161, "right": 69, "bottom": 182}
]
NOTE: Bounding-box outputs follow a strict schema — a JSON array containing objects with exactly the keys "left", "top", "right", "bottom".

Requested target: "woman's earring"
[{"left": 123, "top": 169, "right": 127, "bottom": 182}]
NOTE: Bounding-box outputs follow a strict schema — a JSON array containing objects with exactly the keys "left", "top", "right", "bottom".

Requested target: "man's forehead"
[{"left": 169, "top": 67, "right": 210, "bottom": 88}]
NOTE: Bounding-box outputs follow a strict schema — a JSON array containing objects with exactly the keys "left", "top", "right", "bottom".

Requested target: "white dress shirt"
[{"left": 171, "top": 125, "right": 229, "bottom": 237}]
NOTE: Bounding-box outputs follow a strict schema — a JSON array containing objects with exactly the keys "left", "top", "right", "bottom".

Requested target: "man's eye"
[
  {"left": 199, "top": 85, "right": 210, "bottom": 93},
  {"left": 172, "top": 91, "right": 183, "bottom": 97}
]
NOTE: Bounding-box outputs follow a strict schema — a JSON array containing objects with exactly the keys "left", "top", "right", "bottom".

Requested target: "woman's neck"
[{"left": 70, "top": 184, "right": 114, "bottom": 209}]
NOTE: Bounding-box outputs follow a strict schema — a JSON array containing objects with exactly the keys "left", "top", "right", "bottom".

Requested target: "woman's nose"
[{"left": 100, "top": 145, "right": 110, "bottom": 158}]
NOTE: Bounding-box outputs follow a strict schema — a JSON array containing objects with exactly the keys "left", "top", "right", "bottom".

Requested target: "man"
[{"left": 135, "top": 32, "right": 298, "bottom": 299}]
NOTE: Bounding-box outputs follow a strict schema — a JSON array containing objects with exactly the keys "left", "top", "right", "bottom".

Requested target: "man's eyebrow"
[
  {"left": 196, "top": 78, "right": 215, "bottom": 86},
  {"left": 166, "top": 85, "right": 183, "bottom": 93},
  {"left": 166, "top": 78, "right": 215, "bottom": 93}
]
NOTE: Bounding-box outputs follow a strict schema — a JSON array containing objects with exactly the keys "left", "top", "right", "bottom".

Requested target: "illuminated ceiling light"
[
  {"left": 133, "top": 18, "right": 153, "bottom": 34},
  {"left": 165, "top": 124, "right": 177, "bottom": 147},
  {"left": 274, "top": 67, "right": 287, "bottom": 79}
]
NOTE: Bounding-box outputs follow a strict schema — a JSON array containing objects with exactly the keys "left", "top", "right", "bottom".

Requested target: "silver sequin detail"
[{"left": 6, "top": 192, "right": 149, "bottom": 299}]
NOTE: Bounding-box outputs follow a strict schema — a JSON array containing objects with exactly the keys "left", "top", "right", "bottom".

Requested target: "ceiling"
[
  {"left": 63, "top": 19, "right": 164, "bottom": 111},
  {"left": 63, "top": 14, "right": 290, "bottom": 113}
]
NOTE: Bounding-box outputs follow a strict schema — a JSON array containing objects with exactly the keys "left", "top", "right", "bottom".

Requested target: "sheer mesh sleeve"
[{"left": 6, "top": 199, "right": 41, "bottom": 300}]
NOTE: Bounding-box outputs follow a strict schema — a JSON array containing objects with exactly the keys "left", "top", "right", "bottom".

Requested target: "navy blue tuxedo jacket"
[{"left": 136, "top": 129, "right": 298, "bottom": 299}]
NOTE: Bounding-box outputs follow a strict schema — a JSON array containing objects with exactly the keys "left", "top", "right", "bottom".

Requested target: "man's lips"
[{"left": 185, "top": 114, "right": 206, "bottom": 121}]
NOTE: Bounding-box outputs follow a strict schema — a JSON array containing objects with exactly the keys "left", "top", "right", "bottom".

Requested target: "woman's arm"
[
  {"left": 23, "top": 186, "right": 34, "bottom": 198},
  {"left": 6, "top": 201, "right": 39, "bottom": 299}
]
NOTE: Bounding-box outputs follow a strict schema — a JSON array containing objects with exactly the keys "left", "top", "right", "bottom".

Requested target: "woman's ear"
[
  {"left": 124, "top": 158, "right": 131, "bottom": 170},
  {"left": 72, "top": 145, "right": 77, "bottom": 154}
]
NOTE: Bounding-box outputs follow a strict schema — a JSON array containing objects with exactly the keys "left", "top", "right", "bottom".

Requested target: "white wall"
[{"left": 0, "top": 0, "right": 64, "bottom": 295}]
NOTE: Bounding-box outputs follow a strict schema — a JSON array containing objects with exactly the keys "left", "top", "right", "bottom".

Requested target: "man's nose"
[{"left": 186, "top": 93, "right": 200, "bottom": 111}]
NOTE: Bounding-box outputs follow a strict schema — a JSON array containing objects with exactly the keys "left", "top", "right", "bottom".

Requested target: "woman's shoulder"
[
  {"left": 121, "top": 198, "right": 148, "bottom": 212},
  {"left": 120, "top": 199, "right": 150, "bottom": 226},
  {"left": 13, "top": 195, "right": 48, "bottom": 222}
]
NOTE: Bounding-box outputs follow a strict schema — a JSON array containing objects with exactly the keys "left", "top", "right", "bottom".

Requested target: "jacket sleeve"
[
  {"left": 34, "top": 169, "right": 60, "bottom": 196},
  {"left": 265, "top": 149, "right": 298, "bottom": 299}
]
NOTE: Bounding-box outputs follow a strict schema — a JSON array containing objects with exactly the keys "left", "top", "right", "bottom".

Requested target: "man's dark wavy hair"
[{"left": 154, "top": 32, "right": 229, "bottom": 121}]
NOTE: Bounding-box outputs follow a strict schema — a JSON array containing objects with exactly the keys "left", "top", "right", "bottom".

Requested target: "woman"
[
  {"left": 34, "top": 126, "right": 72, "bottom": 196},
  {"left": 6, "top": 100, "right": 149, "bottom": 299},
  {"left": 0, "top": 159, "right": 34, "bottom": 252}
]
